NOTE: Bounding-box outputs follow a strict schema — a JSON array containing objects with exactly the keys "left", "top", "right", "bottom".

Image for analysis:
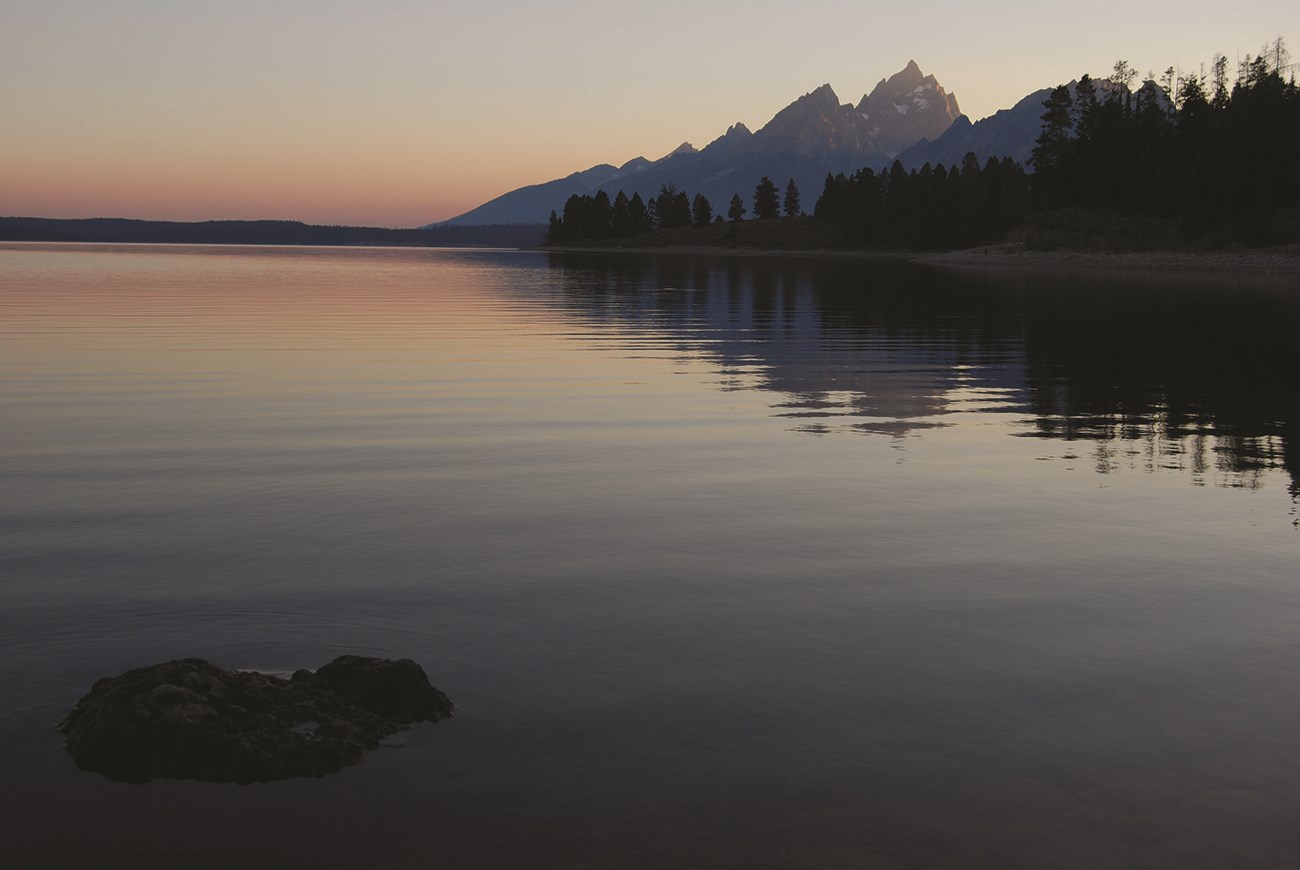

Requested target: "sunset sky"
[{"left": 2, "top": 1, "right": 1294, "bottom": 227}]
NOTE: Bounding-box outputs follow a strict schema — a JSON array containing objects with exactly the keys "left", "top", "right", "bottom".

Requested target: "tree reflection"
[{"left": 543, "top": 251, "right": 1299, "bottom": 499}]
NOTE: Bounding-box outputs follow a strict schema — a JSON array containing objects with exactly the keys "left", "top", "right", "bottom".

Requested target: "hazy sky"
[{"left": 2, "top": 1, "right": 1294, "bottom": 226}]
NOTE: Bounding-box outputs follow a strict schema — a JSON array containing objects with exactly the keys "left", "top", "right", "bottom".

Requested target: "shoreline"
[
  {"left": 917, "top": 242, "right": 1300, "bottom": 275},
  {"left": 544, "top": 242, "right": 1300, "bottom": 274},
  {"left": 11, "top": 237, "right": 1296, "bottom": 275},
  {"left": 539, "top": 244, "right": 918, "bottom": 260}
]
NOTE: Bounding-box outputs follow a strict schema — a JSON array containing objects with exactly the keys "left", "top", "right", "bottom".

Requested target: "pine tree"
[
  {"left": 882, "top": 161, "right": 912, "bottom": 247},
  {"left": 728, "top": 193, "right": 746, "bottom": 222},
  {"left": 958, "top": 152, "right": 987, "bottom": 246},
  {"left": 1113, "top": 59, "right": 1137, "bottom": 111},
  {"left": 1074, "top": 74, "right": 1097, "bottom": 137},
  {"left": 656, "top": 184, "right": 691, "bottom": 229},
  {"left": 1211, "top": 53, "right": 1230, "bottom": 107},
  {"left": 627, "top": 193, "right": 650, "bottom": 234},
  {"left": 591, "top": 190, "right": 612, "bottom": 238},
  {"left": 753, "top": 176, "right": 780, "bottom": 220},
  {"left": 691, "top": 193, "right": 713, "bottom": 228},
  {"left": 783, "top": 178, "right": 801, "bottom": 217},
  {"left": 561, "top": 194, "right": 588, "bottom": 241},
  {"left": 1030, "top": 85, "right": 1075, "bottom": 208},
  {"left": 611, "top": 191, "right": 630, "bottom": 237}
]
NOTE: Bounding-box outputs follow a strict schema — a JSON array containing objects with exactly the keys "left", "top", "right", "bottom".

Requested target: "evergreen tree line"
[
  {"left": 544, "top": 177, "right": 803, "bottom": 244},
  {"left": 547, "top": 41, "right": 1296, "bottom": 249},
  {"left": 1032, "top": 44, "right": 1299, "bottom": 242},
  {"left": 814, "top": 155, "right": 1031, "bottom": 249},
  {"left": 814, "top": 43, "right": 1298, "bottom": 249}
]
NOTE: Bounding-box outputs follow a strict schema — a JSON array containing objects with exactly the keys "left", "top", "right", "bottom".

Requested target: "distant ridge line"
[{"left": 0, "top": 217, "right": 546, "bottom": 248}]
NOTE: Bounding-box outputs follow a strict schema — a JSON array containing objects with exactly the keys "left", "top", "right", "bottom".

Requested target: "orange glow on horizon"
[
  {"left": 4, "top": 2, "right": 1291, "bottom": 228},
  {"left": 1, "top": 153, "right": 559, "bottom": 228}
]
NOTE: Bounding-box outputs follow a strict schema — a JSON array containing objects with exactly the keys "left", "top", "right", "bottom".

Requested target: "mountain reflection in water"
[
  {"left": 4, "top": 243, "right": 1300, "bottom": 869},
  {"left": 547, "top": 251, "right": 1299, "bottom": 501}
]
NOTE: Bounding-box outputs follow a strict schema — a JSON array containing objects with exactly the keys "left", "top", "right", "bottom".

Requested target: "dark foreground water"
[{"left": 1, "top": 243, "right": 1298, "bottom": 869}]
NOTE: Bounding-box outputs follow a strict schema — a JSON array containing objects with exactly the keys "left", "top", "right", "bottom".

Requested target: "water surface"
[{"left": 2, "top": 243, "right": 1297, "bottom": 869}]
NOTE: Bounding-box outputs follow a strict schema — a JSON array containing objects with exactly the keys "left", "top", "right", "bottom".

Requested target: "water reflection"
[
  {"left": 545, "top": 251, "right": 1299, "bottom": 499},
  {"left": 4, "top": 244, "right": 1299, "bottom": 867}
]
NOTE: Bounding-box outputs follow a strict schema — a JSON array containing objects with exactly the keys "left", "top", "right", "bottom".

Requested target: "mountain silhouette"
[
  {"left": 434, "top": 61, "right": 961, "bottom": 226},
  {"left": 894, "top": 77, "right": 1147, "bottom": 171}
]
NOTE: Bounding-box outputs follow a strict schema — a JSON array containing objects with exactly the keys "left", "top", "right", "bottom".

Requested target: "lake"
[{"left": 1, "top": 242, "right": 1298, "bottom": 869}]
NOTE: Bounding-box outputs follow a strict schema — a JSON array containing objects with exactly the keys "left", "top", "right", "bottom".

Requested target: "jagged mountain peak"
[
  {"left": 805, "top": 83, "right": 840, "bottom": 103},
  {"left": 438, "top": 61, "right": 965, "bottom": 225},
  {"left": 661, "top": 142, "right": 698, "bottom": 160},
  {"left": 760, "top": 84, "right": 846, "bottom": 133},
  {"left": 864, "top": 60, "right": 924, "bottom": 98},
  {"left": 853, "top": 61, "right": 961, "bottom": 158},
  {"left": 704, "top": 122, "right": 753, "bottom": 152},
  {"left": 891, "top": 59, "right": 926, "bottom": 87},
  {"left": 857, "top": 62, "right": 957, "bottom": 115},
  {"left": 791, "top": 84, "right": 844, "bottom": 115}
]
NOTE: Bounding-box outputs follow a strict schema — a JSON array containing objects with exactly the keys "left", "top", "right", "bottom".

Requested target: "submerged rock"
[{"left": 59, "top": 656, "right": 454, "bottom": 784}]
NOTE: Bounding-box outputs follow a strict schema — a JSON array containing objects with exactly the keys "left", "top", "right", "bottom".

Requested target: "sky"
[{"left": 2, "top": 1, "right": 1295, "bottom": 227}]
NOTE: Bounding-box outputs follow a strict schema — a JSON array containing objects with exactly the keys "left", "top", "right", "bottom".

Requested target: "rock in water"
[{"left": 59, "top": 656, "right": 454, "bottom": 784}]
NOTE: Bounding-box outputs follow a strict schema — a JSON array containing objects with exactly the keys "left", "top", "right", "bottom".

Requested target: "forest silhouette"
[{"left": 546, "top": 45, "right": 1299, "bottom": 251}]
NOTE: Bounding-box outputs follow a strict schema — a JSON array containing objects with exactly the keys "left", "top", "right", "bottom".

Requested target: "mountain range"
[
  {"left": 894, "top": 77, "right": 1171, "bottom": 171},
  {"left": 432, "top": 62, "right": 1116, "bottom": 227}
]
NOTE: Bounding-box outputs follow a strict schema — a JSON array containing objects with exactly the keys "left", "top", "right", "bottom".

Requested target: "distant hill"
[
  {"left": 0, "top": 217, "right": 546, "bottom": 248},
  {"left": 435, "top": 61, "right": 962, "bottom": 226}
]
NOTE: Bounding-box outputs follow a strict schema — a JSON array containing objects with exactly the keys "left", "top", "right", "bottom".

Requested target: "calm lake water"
[{"left": 1, "top": 242, "right": 1298, "bottom": 869}]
